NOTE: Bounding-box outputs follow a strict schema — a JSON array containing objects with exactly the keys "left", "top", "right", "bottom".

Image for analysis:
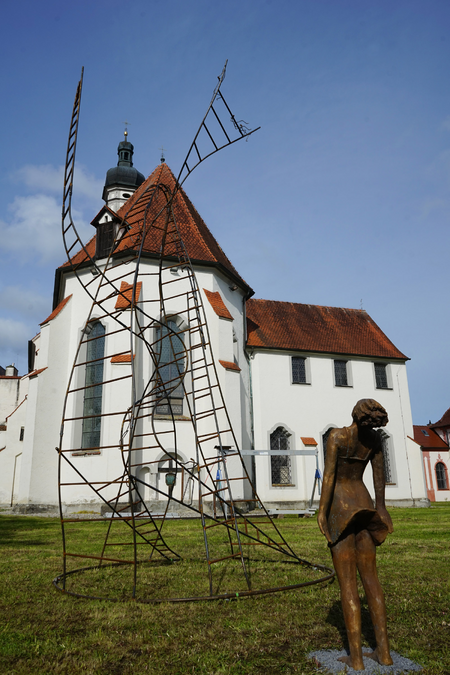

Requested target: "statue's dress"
[{"left": 326, "top": 427, "right": 389, "bottom": 546}]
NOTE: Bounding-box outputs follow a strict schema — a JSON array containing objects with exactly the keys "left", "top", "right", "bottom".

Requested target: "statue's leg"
[
  {"left": 331, "top": 531, "right": 365, "bottom": 671},
  {"left": 355, "top": 529, "right": 393, "bottom": 666}
]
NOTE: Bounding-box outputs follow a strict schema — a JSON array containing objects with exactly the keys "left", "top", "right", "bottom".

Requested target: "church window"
[
  {"left": 334, "top": 360, "right": 349, "bottom": 386},
  {"left": 19, "top": 427, "right": 24, "bottom": 441},
  {"left": 155, "top": 318, "right": 186, "bottom": 416},
  {"left": 81, "top": 322, "right": 105, "bottom": 450},
  {"left": 379, "top": 430, "right": 396, "bottom": 484},
  {"left": 270, "top": 427, "right": 293, "bottom": 486},
  {"left": 374, "top": 363, "right": 389, "bottom": 389},
  {"left": 436, "top": 462, "right": 448, "bottom": 490},
  {"left": 292, "top": 356, "right": 307, "bottom": 384}
]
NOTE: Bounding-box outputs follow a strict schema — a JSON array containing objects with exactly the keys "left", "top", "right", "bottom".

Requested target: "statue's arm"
[
  {"left": 317, "top": 429, "right": 341, "bottom": 542},
  {"left": 371, "top": 436, "right": 393, "bottom": 533}
]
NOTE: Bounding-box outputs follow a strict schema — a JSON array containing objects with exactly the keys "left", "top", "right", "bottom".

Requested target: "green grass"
[{"left": 0, "top": 505, "right": 449, "bottom": 674}]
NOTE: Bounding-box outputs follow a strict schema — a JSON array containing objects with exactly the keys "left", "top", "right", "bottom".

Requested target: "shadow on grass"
[
  {"left": 326, "top": 599, "right": 377, "bottom": 652},
  {"left": 0, "top": 516, "right": 59, "bottom": 547}
]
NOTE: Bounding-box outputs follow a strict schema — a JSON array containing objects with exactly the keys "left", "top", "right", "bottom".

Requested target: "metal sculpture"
[
  {"left": 54, "top": 64, "right": 334, "bottom": 602},
  {"left": 318, "top": 399, "right": 393, "bottom": 670}
]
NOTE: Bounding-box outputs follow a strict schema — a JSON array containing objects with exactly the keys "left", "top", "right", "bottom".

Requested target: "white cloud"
[
  {"left": 15, "top": 163, "right": 103, "bottom": 204},
  {"left": 0, "top": 162, "right": 102, "bottom": 264},
  {"left": 0, "top": 318, "right": 32, "bottom": 352},
  {"left": 0, "top": 286, "right": 49, "bottom": 322},
  {"left": 0, "top": 193, "right": 92, "bottom": 264}
]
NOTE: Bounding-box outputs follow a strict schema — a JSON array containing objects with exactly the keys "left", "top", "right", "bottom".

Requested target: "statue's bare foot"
[
  {"left": 337, "top": 654, "right": 364, "bottom": 671},
  {"left": 363, "top": 648, "right": 393, "bottom": 666}
]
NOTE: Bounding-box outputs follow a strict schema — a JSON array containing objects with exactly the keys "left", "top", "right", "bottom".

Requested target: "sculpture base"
[{"left": 308, "top": 649, "right": 422, "bottom": 674}]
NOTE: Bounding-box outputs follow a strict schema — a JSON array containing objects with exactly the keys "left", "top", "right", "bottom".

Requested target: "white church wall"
[
  {"left": 250, "top": 349, "right": 427, "bottom": 507},
  {"left": 0, "top": 375, "right": 29, "bottom": 505},
  {"left": 15, "top": 258, "right": 252, "bottom": 511}
]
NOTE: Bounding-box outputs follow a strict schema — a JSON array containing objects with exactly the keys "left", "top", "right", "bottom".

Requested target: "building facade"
[{"left": 0, "top": 143, "right": 428, "bottom": 512}]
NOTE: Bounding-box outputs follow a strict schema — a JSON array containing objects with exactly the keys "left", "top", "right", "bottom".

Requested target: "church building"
[{"left": 0, "top": 138, "right": 428, "bottom": 513}]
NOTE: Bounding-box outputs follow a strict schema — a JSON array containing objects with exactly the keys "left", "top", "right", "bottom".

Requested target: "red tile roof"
[
  {"left": 27, "top": 367, "right": 48, "bottom": 379},
  {"left": 40, "top": 295, "right": 72, "bottom": 326},
  {"left": 246, "top": 299, "right": 408, "bottom": 360},
  {"left": 219, "top": 360, "right": 241, "bottom": 372},
  {"left": 412, "top": 425, "right": 448, "bottom": 449},
  {"left": 114, "top": 281, "right": 142, "bottom": 309},
  {"left": 64, "top": 163, "right": 251, "bottom": 293},
  {"left": 430, "top": 407, "right": 450, "bottom": 429},
  {"left": 301, "top": 437, "right": 318, "bottom": 446},
  {"left": 203, "top": 289, "right": 233, "bottom": 320}
]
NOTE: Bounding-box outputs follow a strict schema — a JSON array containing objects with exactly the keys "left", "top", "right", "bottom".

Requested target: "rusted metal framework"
[{"left": 54, "top": 64, "right": 334, "bottom": 602}]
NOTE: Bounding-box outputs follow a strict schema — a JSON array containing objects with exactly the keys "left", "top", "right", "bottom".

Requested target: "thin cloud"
[
  {"left": 0, "top": 286, "right": 49, "bottom": 322},
  {"left": 0, "top": 193, "right": 91, "bottom": 264},
  {"left": 0, "top": 318, "right": 32, "bottom": 352},
  {"left": 15, "top": 163, "right": 103, "bottom": 204}
]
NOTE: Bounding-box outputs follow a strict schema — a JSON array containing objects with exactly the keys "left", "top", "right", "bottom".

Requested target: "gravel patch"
[{"left": 308, "top": 649, "right": 422, "bottom": 674}]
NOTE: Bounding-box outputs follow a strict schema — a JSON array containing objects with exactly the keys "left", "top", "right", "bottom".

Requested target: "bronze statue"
[{"left": 318, "top": 399, "right": 394, "bottom": 671}]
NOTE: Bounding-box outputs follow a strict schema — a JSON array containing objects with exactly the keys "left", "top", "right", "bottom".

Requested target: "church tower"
[{"left": 102, "top": 130, "right": 145, "bottom": 212}]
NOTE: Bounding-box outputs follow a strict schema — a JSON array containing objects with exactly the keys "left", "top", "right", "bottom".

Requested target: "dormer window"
[{"left": 96, "top": 220, "right": 114, "bottom": 259}]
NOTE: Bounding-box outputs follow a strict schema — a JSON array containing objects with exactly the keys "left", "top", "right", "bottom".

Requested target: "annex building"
[{"left": 0, "top": 139, "right": 427, "bottom": 513}]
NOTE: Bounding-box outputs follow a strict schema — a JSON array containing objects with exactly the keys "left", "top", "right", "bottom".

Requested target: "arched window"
[
  {"left": 155, "top": 318, "right": 186, "bottom": 415},
  {"left": 322, "top": 427, "right": 333, "bottom": 466},
  {"left": 436, "top": 462, "right": 448, "bottom": 490},
  {"left": 270, "top": 427, "right": 292, "bottom": 486},
  {"left": 81, "top": 321, "right": 105, "bottom": 450}
]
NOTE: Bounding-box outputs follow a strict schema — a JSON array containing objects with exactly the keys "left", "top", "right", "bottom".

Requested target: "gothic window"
[
  {"left": 81, "top": 322, "right": 105, "bottom": 450},
  {"left": 334, "top": 360, "right": 348, "bottom": 386},
  {"left": 155, "top": 318, "right": 186, "bottom": 416},
  {"left": 375, "top": 363, "right": 389, "bottom": 389},
  {"left": 270, "top": 427, "right": 292, "bottom": 486},
  {"left": 322, "top": 427, "right": 333, "bottom": 466},
  {"left": 292, "top": 356, "right": 307, "bottom": 384},
  {"left": 436, "top": 462, "right": 448, "bottom": 490},
  {"left": 379, "top": 430, "right": 395, "bottom": 484}
]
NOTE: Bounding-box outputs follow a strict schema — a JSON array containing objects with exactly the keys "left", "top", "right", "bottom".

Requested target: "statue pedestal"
[{"left": 308, "top": 649, "right": 422, "bottom": 674}]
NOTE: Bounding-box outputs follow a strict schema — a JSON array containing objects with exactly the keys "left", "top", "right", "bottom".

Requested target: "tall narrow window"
[
  {"left": 81, "top": 322, "right": 105, "bottom": 450},
  {"left": 436, "top": 462, "right": 448, "bottom": 490},
  {"left": 155, "top": 318, "right": 185, "bottom": 415},
  {"left": 379, "top": 430, "right": 395, "bottom": 484},
  {"left": 375, "top": 363, "right": 389, "bottom": 389},
  {"left": 270, "top": 427, "right": 292, "bottom": 486},
  {"left": 334, "top": 360, "right": 348, "bottom": 386},
  {"left": 292, "top": 356, "right": 307, "bottom": 384}
]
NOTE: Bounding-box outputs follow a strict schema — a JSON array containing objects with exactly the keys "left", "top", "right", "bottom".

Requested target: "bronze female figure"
[{"left": 318, "top": 399, "right": 394, "bottom": 671}]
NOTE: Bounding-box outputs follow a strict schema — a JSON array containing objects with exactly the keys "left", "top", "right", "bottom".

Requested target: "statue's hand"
[
  {"left": 317, "top": 511, "right": 331, "bottom": 542},
  {"left": 377, "top": 505, "right": 393, "bottom": 533}
]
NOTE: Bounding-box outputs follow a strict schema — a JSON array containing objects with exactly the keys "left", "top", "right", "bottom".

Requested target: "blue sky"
[{"left": 1, "top": 0, "right": 449, "bottom": 424}]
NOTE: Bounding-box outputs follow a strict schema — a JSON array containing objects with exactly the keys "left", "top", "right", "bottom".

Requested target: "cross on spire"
[{"left": 123, "top": 120, "right": 130, "bottom": 140}]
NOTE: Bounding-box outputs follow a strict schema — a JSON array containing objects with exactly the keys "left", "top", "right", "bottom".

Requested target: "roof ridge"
[{"left": 248, "top": 298, "right": 368, "bottom": 313}]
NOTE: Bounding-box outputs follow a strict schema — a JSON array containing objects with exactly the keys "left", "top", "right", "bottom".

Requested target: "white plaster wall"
[
  {"left": 17, "top": 258, "right": 252, "bottom": 509},
  {"left": 0, "top": 376, "right": 29, "bottom": 504},
  {"left": 250, "top": 349, "right": 427, "bottom": 506}
]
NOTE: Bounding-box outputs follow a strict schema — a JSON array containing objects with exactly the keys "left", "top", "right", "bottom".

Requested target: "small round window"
[{"left": 122, "top": 193, "right": 131, "bottom": 198}]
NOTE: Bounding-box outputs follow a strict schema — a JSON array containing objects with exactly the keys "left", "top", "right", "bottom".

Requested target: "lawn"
[{"left": 0, "top": 504, "right": 449, "bottom": 674}]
